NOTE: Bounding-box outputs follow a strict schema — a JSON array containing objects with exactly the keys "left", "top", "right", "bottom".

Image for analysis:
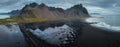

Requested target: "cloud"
[
  {"left": 0, "top": 0, "right": 42, "bottom": 13},
  {"left": 41, "top": 0, "right": 81, "bottom": 4},
  {"left": 0, "top": 0, "right": 82, "bottom": 13},
  {"left": 0, "top": 0, "right": 120, "bottom": 17},
  {"left": 83, "top": 0, "right": 120, "bottom": 16},
  {"left": 84, "top": 0, "right": 119, "bottom": 8}
]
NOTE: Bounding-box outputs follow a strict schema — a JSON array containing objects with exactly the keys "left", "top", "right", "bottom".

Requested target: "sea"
[
  {"left": 0, "top": 15, "right": 10, "bottom": 19},
  {"left": 86, "top": 15, "right": 120, "bottom": 31}
]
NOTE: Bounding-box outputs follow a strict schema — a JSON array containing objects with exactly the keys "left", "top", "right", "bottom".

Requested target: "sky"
[{"left": 0, "top": 0, "right": 120, "bottom": 18}]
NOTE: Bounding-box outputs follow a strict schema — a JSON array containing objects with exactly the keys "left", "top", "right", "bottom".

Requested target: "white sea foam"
[
  {"left": 86, "top": 18, "right": 120, "bottom": 31},
  {"left": 29, "top": 25, "right": 75, "bottom": 45}
]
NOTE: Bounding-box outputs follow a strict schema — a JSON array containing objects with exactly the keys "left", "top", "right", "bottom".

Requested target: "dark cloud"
[
  {"left": 41, "top": 0, "right": 81, "bottom": 4},
  {"left": 0, "top": 0, "right": 20, "bottom": 6},
  {"left": 91, "top": 13, "right": 101, "bottom": 15},
  {"left": 0, "top": 0, "right": 120, "bottom": 16},
  {"left": 84, "top": 0, "right": 119, "bottom": 8}
]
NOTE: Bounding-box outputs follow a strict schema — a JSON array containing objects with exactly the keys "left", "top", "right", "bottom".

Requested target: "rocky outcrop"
[
  {"left": 65, "top": 4, "right": 89, "bottom": 16},
  {"left": 16, "top": 2, "right": 89, "bottom": 18}
]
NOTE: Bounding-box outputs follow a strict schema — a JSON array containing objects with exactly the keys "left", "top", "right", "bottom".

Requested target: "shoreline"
[
  {"left": 74, "top": 20, "right": 120, "bottom": 47},
  {"left": 86, "top": 17, "right": 120, "bottom": 32},
  {"left": 20, "top": 19, "right": 120, "bottom": 47},
  {"left": 0, "top": 19, "right": 120, "bottom": 47}
]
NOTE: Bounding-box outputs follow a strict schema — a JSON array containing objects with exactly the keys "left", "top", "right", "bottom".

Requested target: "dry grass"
[{"left": 0, "top": 16, "right": 90, "bottom": 25}]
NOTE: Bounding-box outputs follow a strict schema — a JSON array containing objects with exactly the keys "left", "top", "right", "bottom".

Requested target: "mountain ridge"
[
  {"left": 0, "top": 10, "right": 20, "bottom": 16},
  {"left": 11, "top": 2, "right": 90, "bottom": 18}
]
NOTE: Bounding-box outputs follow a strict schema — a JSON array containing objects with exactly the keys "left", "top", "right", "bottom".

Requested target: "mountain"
[
  {"left": 0, "top": 10, "right": 20, "bottom": 16},
  {"left": 66, "top": 4, "right": 89, "bottom": 16},
  {"left": 8, "top": 10, "right": 20, "bottom": 16},
  {"left": 12, "top": 2, "right": 90, "bottom": 18},
  {"left": 0, "top": 13, "right": 9, "bottom": 15}
]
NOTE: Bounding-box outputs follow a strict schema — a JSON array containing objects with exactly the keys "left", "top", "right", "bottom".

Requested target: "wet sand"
[
  {"left": 73, "top": 25, "right": 120, "bottom": 47},
  {"left": 20, "top": 19, "right": 120, "bottom": 47}
]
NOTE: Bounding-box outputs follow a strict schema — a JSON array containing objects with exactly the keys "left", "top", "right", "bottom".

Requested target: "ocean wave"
[{"left": 86, "top": 18, "right": 120, "bottom": 31}]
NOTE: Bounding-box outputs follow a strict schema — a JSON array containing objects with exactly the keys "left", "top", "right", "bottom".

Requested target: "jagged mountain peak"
[
  {"left": 22, "top": 4, "right": 32, "bottom": 11},
  {"left": 39, "top": 3, "right": 47, "bottom": 7},
  {"left": 13, "top": 3, "right": 89, "bottom": 18},
  {"left": 22, "top": 2, "right": 39, "bottom": 10},
  {"left": 29, "top": 2, "right": 39, "bottom": 7},
  {"left": 71, "top": 4, "right": 83, "bottom": 9}
]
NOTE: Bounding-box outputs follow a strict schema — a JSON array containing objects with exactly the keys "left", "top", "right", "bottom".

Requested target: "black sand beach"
[
  {"left": 19, "top": 19, "right": 120, "bottom": 47},
  {"left": 74, "top": 25, "right": 120, "bottom": 47}
]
